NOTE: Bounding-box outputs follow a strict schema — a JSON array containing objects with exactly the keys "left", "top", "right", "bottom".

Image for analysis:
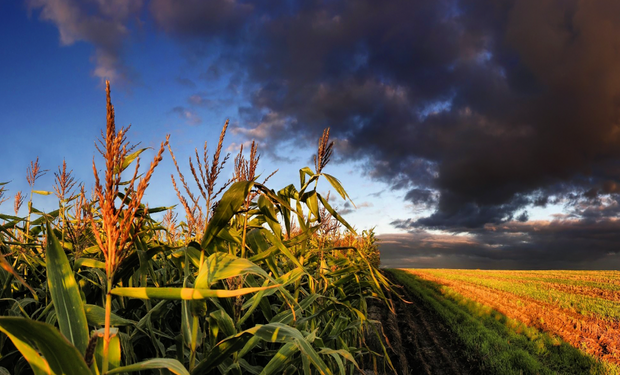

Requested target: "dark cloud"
[
  {"left": 149, "top": 0, "right": 253, "bottom": 39},
  {"left": 225, "top": 0, "right": 620, "bottom": 231},
  {"left": 28, "top": 0, "right": 620, "bottom": 267},
  {"left": 404, "top": 188, "right": 438, "bottom": 212},
  {"left": 379, "top": 217, "right": 620, "bottom": 269},
  {"left": 31, "top": 1, "right": 620, "bottom": 224},
  {"left": 337, "top": 200, "right": 373, "bottom": 216}
]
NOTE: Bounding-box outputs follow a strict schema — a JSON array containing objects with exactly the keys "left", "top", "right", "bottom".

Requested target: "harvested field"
[{"left": 400, "top": 269, "right": 620, "bottom": 372}]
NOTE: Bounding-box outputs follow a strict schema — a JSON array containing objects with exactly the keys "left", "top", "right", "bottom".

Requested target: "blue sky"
[
  {"left": 4, "top": 0, "right": 620, "bottom": 269},
  {"left": 0, "top": 0, "right": 406, "bottom": 235}
]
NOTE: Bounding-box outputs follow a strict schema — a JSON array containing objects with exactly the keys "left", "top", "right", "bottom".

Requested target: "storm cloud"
[
  {"left": 28, "top": 0, "right": 620, "bottom": 267},
  {"left": 210, "top": 0, "right": 620, "bottom": 231},
  {"left": 379, "top": 217, "right": 620, "bottom": 269}
]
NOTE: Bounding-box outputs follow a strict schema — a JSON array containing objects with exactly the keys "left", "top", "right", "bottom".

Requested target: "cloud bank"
[{"left": 27, "top": 0, "right": 620, "bottom": 267}]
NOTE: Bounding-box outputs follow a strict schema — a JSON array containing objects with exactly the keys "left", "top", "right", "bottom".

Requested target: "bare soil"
[{"left": 364, "top": 273, "right": 483, "bottom": 375}]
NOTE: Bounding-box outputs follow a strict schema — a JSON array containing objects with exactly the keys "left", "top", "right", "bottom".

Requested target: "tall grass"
[{"left": 0, "top": 82, "right": 390, "bottom": 375}]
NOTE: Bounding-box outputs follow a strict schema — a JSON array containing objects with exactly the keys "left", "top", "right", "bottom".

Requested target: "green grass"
[
  {"left": 387, "top": 269, "right": 618, "bottom": 375},
  {"left": 437, "top": 270, "right": 620, "bottom": 291},
  {"left": 416, "top": 269, "right": 620, "bottom": 320}
]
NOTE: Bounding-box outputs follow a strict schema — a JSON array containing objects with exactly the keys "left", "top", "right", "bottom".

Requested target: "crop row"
[
  {"left": 451, "top": 270, "right": 620, "bottom": 290},
  {"left": 388, "top": 269, "right": 617, "bottom": 375},
  {"left": 412, "top": 269, "right": 620, "bottom": 320},
  {"left": 405, "top": 269, "right": 620, "bottom": 367}
]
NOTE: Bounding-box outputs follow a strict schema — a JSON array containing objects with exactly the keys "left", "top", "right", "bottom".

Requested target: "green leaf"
[
  {"left": 45, "top": 222, "right": 89, "bottom": 355},
  {"left": 135, "top": 300, "right": 168, "bottom": 332},
  {"left": 254, "top": 324, "right": 332, "bottom": 375},
  {"left": 317, "top": 193, "right": 356, "bottom": 235},
  {"left": 209, "top": 310, "right": 237, "bottom": 338},
  {"left": 30, "top": 209, "right": 60, "bottom": 225},
  {"left": 32, "top": 190, "right": 53, "bottom": 196},
  {"left": 242, "top": 267, "right": 305, "bottom": 310},
  {"left": 257, "top": 194, "right": 282, "bottom": 237},
  {"left": 321, "top": 173, "right": 353, "bottom": 203},
  {"left": 93, "top": 328, "right": 121, "bottom": 371},
  {"left": 305, "top": 191, "right": 320, "bottom": 222},
  {"left": 84, "top": 304, "right": 133, "bottom": 326},
  {"left": 116, "top": 147, "right": 149, "bottom": 174},
  {"left": 299, "top": 166, "right": 315, "bottom": 188},
  {"left": 1, "top": 326, "right": 50, "bottom": 375},
  {"left": 110, "top": 285, "right": 278, "bottom": 300},
  {"left": 143, "top": 205, "right": 174, "bottom": 214},
  {"left": 195, "top": 252, "right": 272, "bottom": 289},
  {"left": 0, "top": 317, "right": 91, "bottom": 375},
  {"left": 181, "top": 252, "right": 202, "bottom": 355},
  {"left": 201, "top": 181, "right": 253, "bottom": 250},
  {"left": 319, "top": 348, "right": 361, "bottom": 374},
  {"left": 191, "top": 329, "right": 258, "bottom": 375},
  {"left": 0, "top": 213, "right": 23, "bottom": 222},
  {"left": 0, "top": 250, "right": 36, "bottom": 299},
  {"left": 74, "top": 258, "right": 106, "bottom": 270},
  {"left": 262, "top": 231, "right": 305, "bottom": 270},
  {"left": 107, "top": 358, "right": 190, "bottom": 375},
  {"left": 173, "top": 244, "right": 201, "bottom": 270},
  {"left": 113, "top": 245, "right": 166, "bottom": 284},
  {"left": 254, "top": 183, "right": 295, "bottom": 213},
  {"left": 260, "top": 342, "right": 298, "bottom": 374}
]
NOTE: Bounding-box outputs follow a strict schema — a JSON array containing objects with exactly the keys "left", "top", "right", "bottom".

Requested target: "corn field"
[{"left": 0, "top": 82, "right": 393, "bottom": 375}]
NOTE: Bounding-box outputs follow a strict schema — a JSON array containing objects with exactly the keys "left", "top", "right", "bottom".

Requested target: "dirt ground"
[{"left": 364, "top": 273, "right": 482, "bottom": 375}]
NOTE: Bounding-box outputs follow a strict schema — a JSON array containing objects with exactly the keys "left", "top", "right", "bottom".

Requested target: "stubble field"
[{"left": 386, "top": 269, "right": 620, "bottom": 375}]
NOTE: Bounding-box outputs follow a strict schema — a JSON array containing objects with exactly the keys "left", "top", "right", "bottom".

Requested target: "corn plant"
[{"left": 0, "top": 82, "right": 394, "bottom": 375}]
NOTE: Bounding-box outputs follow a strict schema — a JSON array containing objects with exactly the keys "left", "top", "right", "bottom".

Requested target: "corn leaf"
[
  {"left": 260, "top": 342, "right": 298, "bottom": 375},
  {"left": 74, "top": 258, "right": 106, "bottom": 270},
  {"left": 32, "top": 190, "right": 53, "bottom": 196},
  {"left": 107, "top": 358, "right": 190, "bottom": 375},
  {"left": 257, "top": 194, "right": 282, "bottom": 237},
  {"left": 111, "top": 285, "right": 278, "bottom": 300},
  {"left": 116, "top": 147, "right": 148, "bottom": 174},
  {"left": 319, "top": 348, "right": 361, "bottom": 374},
  {"left": 201, "top": 181, "right": 253, "bottom": 250},
  {"left": 209, "top": 309, "right": 237, "bottom": 337},
  {"left": 321, "top": 173, "right": 353, "bottom": 204},
  {"left": 45, "top": 222, "right": 89, "bottom": 355},
  {"left": 195, "top": 252, "right": 272, "bottom": 288},
  {"left": 191, "top": 328, "right": 259, "bottom": 375},
  {"left": 1, "top": 326, "right": 50, "bottom": 375},
  {"left": 317, "top": 193, "right": 356, "bottom": 235},
  {"left": 299, "top": 166, "right": 315, "bottom": 187},
  {"left": 113, "top": 245, "right": 166, "bottom": 284},
  {"left": 0, "top": 248, "right": 36, "bottom": 299},
  {"left": 93, "top": 328, "right": 121, "bottom": 371},
  {"left": 84, "top": 304, "right": 133, "bottom": 326},
  {"left": 262, "top": 231, "right": 305, "bottom": 270},
  {"left": 254, "top": 323, "right": 332, "bottom": 375},
  {"left": 305, "top": 191, "right": 320, "bottom": 222},
  {"left": 0, "top": 317, "right": 91, "bottom": 375}
]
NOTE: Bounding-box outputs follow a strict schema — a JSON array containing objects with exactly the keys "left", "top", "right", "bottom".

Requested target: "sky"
[{"left": 2, "top": 0, "right": 620, "bottom": 269}]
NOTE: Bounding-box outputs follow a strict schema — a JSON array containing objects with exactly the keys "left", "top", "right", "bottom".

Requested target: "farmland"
[
  {"left": 0, "top": 83, "right": 391, "bottom": 375},
  {"left": 387, "top": 269, "right": 620, "bottom": 375}
]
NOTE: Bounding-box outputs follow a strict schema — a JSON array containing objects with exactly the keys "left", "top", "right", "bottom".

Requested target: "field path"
[{"left": 373, "top": 273, "right": 480, "bottom": 375}]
